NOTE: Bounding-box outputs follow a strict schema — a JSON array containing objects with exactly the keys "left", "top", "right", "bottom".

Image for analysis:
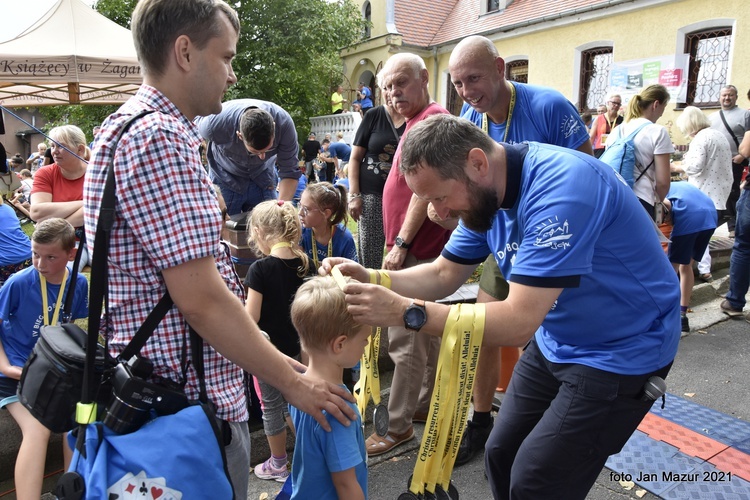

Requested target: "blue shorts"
[
  {"left": 668, "top": 229, "right": 714, "bottom": 265},
  {"left": 0, "top": 377, "right": 19, "bottom": 408}
]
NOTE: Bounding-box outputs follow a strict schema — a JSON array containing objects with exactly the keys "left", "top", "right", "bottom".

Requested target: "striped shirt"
[{"left": 83, "top": 85, "right": 247, "bottom": 421}]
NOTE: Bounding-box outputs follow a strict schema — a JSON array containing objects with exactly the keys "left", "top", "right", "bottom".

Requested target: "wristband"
[{"left": 367, "top": 269, "right": 392, "bottom": 289}]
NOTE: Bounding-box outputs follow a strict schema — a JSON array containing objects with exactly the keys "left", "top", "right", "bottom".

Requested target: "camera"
[{"left": 103, "top": 358, "right": 189, "bottom": 434}]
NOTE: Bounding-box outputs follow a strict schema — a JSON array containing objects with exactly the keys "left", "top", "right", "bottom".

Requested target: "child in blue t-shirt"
[
  {"left": 289, "top": 276, "right": 368, "bottom": 499},
  {"left": 299, "top": 182, "right": 358, "bottom": 273},
  {"left": 662, "top": 181, "right": 718, "bottom": 332},
  {"left": 0, "top": 218, "right": 88, "bottom": 499}
]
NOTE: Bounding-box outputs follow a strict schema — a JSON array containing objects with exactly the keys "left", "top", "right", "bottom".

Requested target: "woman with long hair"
[{"left": 607, "top": 84, "right": 674, "bottom": 219}]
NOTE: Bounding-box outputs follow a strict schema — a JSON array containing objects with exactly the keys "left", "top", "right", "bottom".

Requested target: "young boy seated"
[
  {"left": 0, "top": 218, "right": 89, "bottom": 499},
  {"left": 289, "top": 276, "right": 368, "bottom": 499}
]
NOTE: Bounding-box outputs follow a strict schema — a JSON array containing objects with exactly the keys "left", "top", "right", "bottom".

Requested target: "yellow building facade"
[{"left": 341, "top": 0, "right": 749, "bottom": 146}]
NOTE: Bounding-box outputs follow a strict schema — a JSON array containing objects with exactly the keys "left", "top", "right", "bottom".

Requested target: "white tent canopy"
[{"left": 0, "top": 0, "right": 142, "bottom": 107}]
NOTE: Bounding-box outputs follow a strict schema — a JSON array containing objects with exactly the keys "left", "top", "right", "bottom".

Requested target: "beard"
[{"left": 457, "top": 181, "right": 499, "bottom": 232}]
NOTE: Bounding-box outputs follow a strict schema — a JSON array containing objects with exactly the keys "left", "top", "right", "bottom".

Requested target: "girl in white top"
[{"left": 607, "top": 84, "right": 674, "bottom": 219}]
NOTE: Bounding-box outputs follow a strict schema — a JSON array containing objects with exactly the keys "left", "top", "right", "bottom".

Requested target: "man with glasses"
[
  {"left": 590, "top": 93, "right": 624, "bottom": 158},
  {"left": 195, "top": 99, "right": 300, "bottom": 216}
]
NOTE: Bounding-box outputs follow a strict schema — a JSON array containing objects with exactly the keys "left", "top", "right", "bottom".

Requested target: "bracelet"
[
  {"left": 348, "top": 193, "right": 362, "bottom": 200},
  {"left": 367, "top": 269, "right": 391, "bottom": 289}
]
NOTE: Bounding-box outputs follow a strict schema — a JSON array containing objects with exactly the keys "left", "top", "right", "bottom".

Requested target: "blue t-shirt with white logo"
[
  {"left": 666, "top": 182, "right": 718, "bottom": 237},
  {"left": 461, "top": 82, "right": 590, "bottom": 150},
  {"left": 443, "top": 142, "right": 680, "bottom": 375}
]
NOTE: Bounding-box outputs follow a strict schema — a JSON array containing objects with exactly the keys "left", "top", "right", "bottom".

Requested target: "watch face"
[{"left": 405, "top": 305, "right": 427, "bottom": 330}]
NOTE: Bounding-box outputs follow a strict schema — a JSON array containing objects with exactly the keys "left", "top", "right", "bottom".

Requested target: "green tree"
[{"left": 39, "top": 0, "right": 367, "bottom": 146}]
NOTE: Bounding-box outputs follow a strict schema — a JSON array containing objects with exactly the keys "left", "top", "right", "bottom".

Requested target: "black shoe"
[
  {"left": 455, "top": 417, "right": 493, "bottom": 466},
  {"left": 681, "top": 314, "right": 689, "bottom": 333}
]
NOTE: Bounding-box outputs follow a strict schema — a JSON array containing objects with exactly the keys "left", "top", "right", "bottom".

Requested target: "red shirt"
[
  {"left": 382, "top": 102, "right": 451, "bottom": 260},
  {"left": 31, "top": 163, "right": 85, "bottom": 202}
]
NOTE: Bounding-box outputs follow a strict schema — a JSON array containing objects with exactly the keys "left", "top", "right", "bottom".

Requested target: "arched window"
[
  {"left": 579, "top": 47, "right": 613, "bottom": 112},
  {"left": 684, "top": 27, "right": 732, "bottom": 107},
  {"left": 363, "top": 1, "right": 371, "bottom": 39}
]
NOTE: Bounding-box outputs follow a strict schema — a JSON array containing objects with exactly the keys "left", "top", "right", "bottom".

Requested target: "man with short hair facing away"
[
  {"left": 447, "top": 34, "right": 593, "bottom": 466},
  {"left": 325, "top": 113, "right": 680, "bottom": 500},
  {"left": 83, "top": 1, "right": 356, "bottom": 497},
  {"left": 362, "top": 53, "right": 452, "bottom": 457},
  {"left": 302, "top": 132, "right": 322, "bottom": 183},
  {"left": 709, "top": 84, "right": 750, "bottom": 235},
  {"left": 195, "top": 99, "right": 300, "bottom": 216}
]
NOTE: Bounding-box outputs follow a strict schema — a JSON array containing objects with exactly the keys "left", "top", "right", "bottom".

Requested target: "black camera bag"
[{"left": 18, "top": 323, "right": 110, "bottom": 433}]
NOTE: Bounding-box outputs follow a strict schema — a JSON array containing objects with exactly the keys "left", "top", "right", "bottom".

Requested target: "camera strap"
[{"left": 82, "top": 110, "right": 156, "bottom": 409}]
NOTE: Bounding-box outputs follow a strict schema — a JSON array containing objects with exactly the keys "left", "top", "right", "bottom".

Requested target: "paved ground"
[{"left": 1, "top": 226, "right": 748, "bottom": 499}]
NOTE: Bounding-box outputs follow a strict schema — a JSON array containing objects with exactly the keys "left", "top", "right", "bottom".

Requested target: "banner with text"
[{"left": 608, "top": 54, "right": 689, "bottom": 104}]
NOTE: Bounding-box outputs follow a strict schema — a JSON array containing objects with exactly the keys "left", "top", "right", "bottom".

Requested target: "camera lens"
[{"left": 103, "top": 393, "right": 150, "bottom": 434}]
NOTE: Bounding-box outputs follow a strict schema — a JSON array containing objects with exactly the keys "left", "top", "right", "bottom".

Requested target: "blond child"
[
  {"left": 0, "top": 218, "right": 88, "bottom": 499},
  {"left": 289, "top": 276, "right": 369, "bottom": 499},
  {"left": 245, "top": 200, "right": 309, "bottom": 483}
]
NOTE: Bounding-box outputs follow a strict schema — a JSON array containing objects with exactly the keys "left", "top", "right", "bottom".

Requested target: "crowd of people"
[{"left": 1, "top": 0, "right": 750, "bottom": 498}]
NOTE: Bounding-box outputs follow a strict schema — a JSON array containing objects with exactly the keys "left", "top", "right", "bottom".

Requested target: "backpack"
[{"left": 598, "top": 122, "right": 651, "bottom": 188}]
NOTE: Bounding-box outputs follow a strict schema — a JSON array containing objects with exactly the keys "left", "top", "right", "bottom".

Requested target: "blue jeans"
[
  {"left": 485, "top": 339, "right": 671, "bottom": 500},
  {"left": 218, "top": 180, "right": 277, "bottom": 216},
  {"left": 726, "top": 189, "right": 750, "bottom": 309}
]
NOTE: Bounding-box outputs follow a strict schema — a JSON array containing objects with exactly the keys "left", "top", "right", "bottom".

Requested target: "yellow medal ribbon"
[
  {"left": 352, "top": 269, "right": 391, "bottom": 416},
  {"left": 482, "top": 81, "right": 516, "bottom": 143},
  {"left": 40, "top": 268, "right": 69, "bottom": 326},
  {"left": 311, "top": 226, "right": 335, "bottom": 270},
  {"left": 409, "top": 303, "right": 485, "bottom": 496},
  {"left": 270, "top": 241, "right": 293, "bottom": 252}
]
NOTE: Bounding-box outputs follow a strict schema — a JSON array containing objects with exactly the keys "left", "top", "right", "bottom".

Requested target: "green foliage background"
[{"left": 39, "top": 0, "right": 368, "bottom": 146}]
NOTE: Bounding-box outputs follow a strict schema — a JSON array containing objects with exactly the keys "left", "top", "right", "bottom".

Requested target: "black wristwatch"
[
  {"left": 403, "top": 299, "right": 427, "bottom": 331},
  {"left": 395, "top": 236, "right": 410, "bottom": 249}
]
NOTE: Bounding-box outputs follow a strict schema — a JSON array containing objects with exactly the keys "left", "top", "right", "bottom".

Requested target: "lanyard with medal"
[
  {"left": 482, "top": 81, "right": 516, "bottom": 143},
  {"left": 311, "top": 225, "right": 336, "bottom": 271},
  {"left": 41, "top": 268, "right": 69, "bottom": 326},
  {"left": 397, "top": 83, "right": 513, "bottom": 500}
]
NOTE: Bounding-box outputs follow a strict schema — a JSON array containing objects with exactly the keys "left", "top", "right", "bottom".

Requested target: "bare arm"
[
  {"left": 331, "top": 468, "right": 365, "bottom": 500},
  {"left": 0, "top": 324, "right": 23, "bottom": 380},
  {"left": 654, "top": 153, "right": 672, "bottom": 201},
  {"left": 332, "top": 257, "right": 561, "bottom": 347},
  {"left": 162, "top": 257, "right": 355, "bottom": 430},
  {"left": 383, "top": 194, "right": 430, "bottom": 270},
  {"left": 739, "top": 130, "right": 750, "bottom": 159},
  {"left": 347, "top": 146, "right": 366, "bottom": 221},
  {"left": 29, "top": 192, "right": 84, "bottom": 226},
  {"left": 244, "top": 288, "right": 262, "bottom": 323},
  {"left": 588, "top": 116, "right": 599, "bottom": 146},
  {"left": 576, "top": 138, "right": 594, "bottom": 156},
  {"left": 277, "top": 178, "right": 298, "bottom": 202}
]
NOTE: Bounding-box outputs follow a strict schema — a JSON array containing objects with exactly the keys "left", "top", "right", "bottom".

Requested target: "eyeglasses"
[
  {"left": 608, "top": 101, "right": 622, "bottom": 107},
  {"left": 299, "top": 205, "right": 321, "bottom": 216}
]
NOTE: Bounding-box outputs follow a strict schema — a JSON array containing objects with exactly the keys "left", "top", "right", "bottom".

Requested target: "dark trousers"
[
  {"left": 485, "top": 339, "right": 672, "bottom": 500},
  {"left": 724, "top": 161, "right": 746, "bottom": 231}
]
